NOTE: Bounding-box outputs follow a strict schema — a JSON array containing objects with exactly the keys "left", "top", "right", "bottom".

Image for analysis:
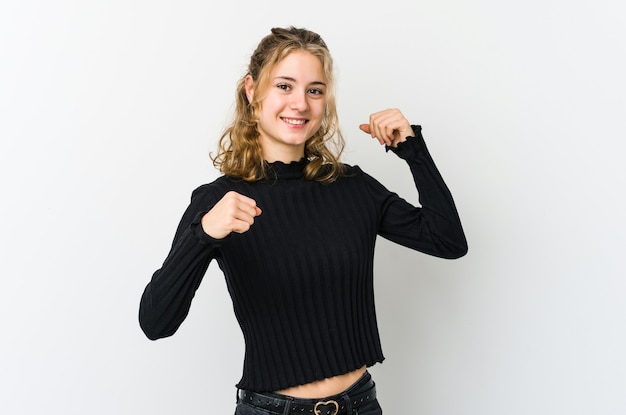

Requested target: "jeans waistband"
[{"left": 237, "top": 372, "right": 376, "bottom": 415}]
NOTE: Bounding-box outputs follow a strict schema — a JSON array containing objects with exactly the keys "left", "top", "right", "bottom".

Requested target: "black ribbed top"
[{"left": 139, "top": 126, "right": 467, "bottom": 392}]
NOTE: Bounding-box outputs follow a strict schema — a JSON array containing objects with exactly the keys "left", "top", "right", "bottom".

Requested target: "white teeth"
[{"left": 283, "top": 118, "right": 306, "bottom": 125}]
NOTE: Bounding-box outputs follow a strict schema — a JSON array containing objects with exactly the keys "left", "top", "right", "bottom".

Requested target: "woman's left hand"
[{"left": 359, "top": 108, "right": 415, "bottom": 147}]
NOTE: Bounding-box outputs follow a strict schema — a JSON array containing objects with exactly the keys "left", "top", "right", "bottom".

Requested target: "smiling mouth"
[{"left": 282, "top": 118, "right": 308, "bottom": 125}]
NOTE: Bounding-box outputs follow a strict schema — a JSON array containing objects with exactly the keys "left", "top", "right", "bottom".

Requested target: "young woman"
[{"left": 139, "top": 26, "right": 467, "bottom": 415}]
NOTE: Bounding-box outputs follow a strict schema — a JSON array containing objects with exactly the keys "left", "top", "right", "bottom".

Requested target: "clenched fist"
[
  {"left": 201, "top": 191, "right": 262, "bottom": 239},
  {"left": 359, "top": 108, "right": 415, "bottom": 147}
]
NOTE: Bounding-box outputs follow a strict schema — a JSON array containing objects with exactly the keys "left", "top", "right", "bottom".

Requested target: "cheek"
[
  {"left": 311, "top": 102, "right": 327, "bottom": 122},
  {"left": 261, "top": 96, "right": 285, "bottom": 115},
  {"left": 308, "top": 97, "right": 324, "bottom": 112}
]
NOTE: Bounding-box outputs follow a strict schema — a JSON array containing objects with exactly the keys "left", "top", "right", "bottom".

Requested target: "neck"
[
  {"left": 263, "top": 151, "right": 305, "bottom": 163},
  {"left": 260, "top": 141, "right": 305, "bottom": 163}
]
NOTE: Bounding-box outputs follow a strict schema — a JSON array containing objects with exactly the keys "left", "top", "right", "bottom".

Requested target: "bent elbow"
[
  {"left": 437, "top": 235, "right": 468, "bottom": 259},
  {"left": 139, "top": 315, "right": 175, "bottom": 341},
  {"left": 139, "top": 313, "right": 161, "bottom": 341},
  {"left": 138, "top": 301, "right": 180, "bottom": 341},
  {"left": 139, "top": 321, "right": 162, "bottom": 341},
  {"left": 445, "top": 226, "right": 468, "bottom": 259},
  {"left": 138, "top": 301, "right": 171, "bottom": 341},
  {"left": 449, "top": 243, "right": 468, "bottom": 259}
]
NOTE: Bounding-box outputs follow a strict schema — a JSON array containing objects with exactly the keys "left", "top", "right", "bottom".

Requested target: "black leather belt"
[{"left": 237, "top": 380, "right": 376, "bottom": 415}]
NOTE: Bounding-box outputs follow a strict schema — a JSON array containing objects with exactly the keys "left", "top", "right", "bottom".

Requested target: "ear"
[{"left": 244, "top": 74, "right": 255, "bottom": 103}]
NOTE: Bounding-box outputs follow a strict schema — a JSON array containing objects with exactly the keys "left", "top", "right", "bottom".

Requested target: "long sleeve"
[
  {"left": 138, "top": 185, "right": 223, "bottom": 340},
  {"left": 137, "top": 126, "right": 467, "bottom": 390},
  {"left": 363, "top": 125, "right": 468, "bottom": 259}
]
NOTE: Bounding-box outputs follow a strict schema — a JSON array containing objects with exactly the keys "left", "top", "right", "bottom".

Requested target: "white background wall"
[{"left": 1, "top": 1, "right": 624, "bottom": 414}]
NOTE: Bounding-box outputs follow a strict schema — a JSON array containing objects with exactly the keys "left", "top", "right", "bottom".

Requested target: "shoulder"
[
  {"left": 308, "top": 162, "right": 364, "bottom": 184},
  {"left": 337, "top": 163, "right": 369, "bottom": 180},
  {"left": 189, "top": 175, "right": 236, "bottom": 203},
  {"left": 335, "top": 163, "right": 393, "bottom": 198},
  {"left": 316, "top": 163, "right": 379, "bottom": 191}
]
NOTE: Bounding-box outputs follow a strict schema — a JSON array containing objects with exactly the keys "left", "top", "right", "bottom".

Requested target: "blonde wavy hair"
[{"left": 211, "top": 26, "right": 345, "bottom": 182}]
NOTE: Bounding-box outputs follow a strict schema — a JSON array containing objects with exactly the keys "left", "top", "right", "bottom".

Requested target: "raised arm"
[{"left": 359, "top": 109, "right": 468, "bottom": 259}]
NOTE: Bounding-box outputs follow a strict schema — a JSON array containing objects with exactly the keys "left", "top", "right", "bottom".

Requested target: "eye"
[
  {"left": 277, "top": 83, "right": 291, "bottom": 91},
  {"left": 308, "top": 88, "right": 324, "bottom": 96}
]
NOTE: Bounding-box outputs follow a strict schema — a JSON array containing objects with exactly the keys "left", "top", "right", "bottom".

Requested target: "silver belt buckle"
[{"left": 313, "top": 400, "right": 339, "bottom": 415}]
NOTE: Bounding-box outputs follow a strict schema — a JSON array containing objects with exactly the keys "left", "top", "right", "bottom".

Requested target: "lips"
[{"left": 282, "top": 117, "right": 308, "bottom": 125}]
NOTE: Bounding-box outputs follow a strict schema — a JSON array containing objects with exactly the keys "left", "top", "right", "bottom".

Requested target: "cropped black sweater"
[{"left": 139, "top": 126, "right": 467, "bottom": 392}]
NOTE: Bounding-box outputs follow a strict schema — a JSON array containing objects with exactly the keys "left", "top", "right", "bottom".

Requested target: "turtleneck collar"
[{"left": 264, "top": 158, "right": 308, "bottom": 180}]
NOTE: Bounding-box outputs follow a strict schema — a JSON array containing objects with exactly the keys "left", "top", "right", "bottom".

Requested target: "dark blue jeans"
[{"left": 234, "top": 372, "right": 382, "bottom": 415}]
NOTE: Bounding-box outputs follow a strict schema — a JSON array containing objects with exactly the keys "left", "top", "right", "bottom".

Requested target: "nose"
[{"left": 289, "top": 91, "right": 308, "bottom": 111}]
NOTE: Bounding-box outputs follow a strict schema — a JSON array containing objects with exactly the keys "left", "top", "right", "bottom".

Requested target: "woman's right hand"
[{"left": 201, "top": 191, "right": 262, "bottom": 239}]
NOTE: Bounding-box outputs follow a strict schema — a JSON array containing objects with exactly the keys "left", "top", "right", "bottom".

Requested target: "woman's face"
[{"left": 246, "top": 50, "right": 327, "bottom": 162}]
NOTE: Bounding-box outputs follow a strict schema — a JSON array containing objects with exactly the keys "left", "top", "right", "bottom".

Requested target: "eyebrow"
[{"left": 274, "top": 76, "right": 327, "bottom": 87}]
